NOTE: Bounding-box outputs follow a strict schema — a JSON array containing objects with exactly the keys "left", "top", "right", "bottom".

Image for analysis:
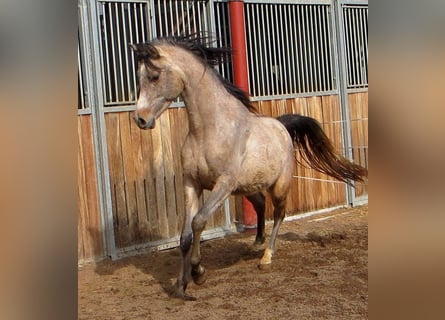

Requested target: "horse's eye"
[{"left": 150, "top": 74, "right": 160, "bottom": 82}]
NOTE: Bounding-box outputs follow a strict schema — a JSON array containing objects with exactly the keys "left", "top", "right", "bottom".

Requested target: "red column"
[{"left": 229, "top": 0, "right": 257, "bottom": 228}]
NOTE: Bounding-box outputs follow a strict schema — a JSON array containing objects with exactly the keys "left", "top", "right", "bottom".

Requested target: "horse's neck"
[{"left": 180, "top": 68, "right": 238, "bottom": 136}]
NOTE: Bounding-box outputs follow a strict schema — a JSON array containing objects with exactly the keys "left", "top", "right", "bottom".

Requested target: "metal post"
[
  {"left": 332, "top": 0, "right": 355, "bottom": 205},
  {"left": 228, "top": 0, "right": 257, "bottom": 227},
  {"left": 85, "top": 0, "right": 117, "bottom": 259}
]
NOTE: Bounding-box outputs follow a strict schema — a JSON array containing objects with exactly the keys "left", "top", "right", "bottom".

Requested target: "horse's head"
[{"left": 130, "top": 43, "right": 184, "bottom": 129}]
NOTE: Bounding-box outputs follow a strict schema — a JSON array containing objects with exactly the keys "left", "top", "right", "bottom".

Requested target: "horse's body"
[{"left": 130, "top": 36, "right": 367, "bottom": 299}]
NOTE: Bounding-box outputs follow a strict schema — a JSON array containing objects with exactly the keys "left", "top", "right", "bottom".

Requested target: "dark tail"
[{"left": 277, "top": 114, "right": 368, "bottom": 185}]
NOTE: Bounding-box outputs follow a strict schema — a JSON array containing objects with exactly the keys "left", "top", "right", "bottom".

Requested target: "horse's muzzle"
[{"left": 134, "top": 115, "right": 155, "bottom": 129}]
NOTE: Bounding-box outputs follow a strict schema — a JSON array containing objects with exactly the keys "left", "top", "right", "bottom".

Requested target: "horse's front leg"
[
  {"left": 190, "top": 177, "right": 234, "bottom": 285},
  {"left": 175, "top": 177, "right": 202, "bottom": 299}
]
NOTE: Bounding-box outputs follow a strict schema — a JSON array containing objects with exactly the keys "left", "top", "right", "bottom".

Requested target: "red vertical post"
[{"left": 229, "top": 0, "right": 257, "bottom": 228}]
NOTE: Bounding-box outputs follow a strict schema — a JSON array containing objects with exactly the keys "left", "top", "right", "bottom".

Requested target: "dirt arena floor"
[{"left": 78, "top": 205, "right": 368, "bottom": 320}]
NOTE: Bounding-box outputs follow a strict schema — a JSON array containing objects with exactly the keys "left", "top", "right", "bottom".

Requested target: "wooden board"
[
  {"left": 77, "top": 115, "right": 103, "bottom": 263},
  {"left": 348, "top": 92, "right": 369, "bottom": 197}
]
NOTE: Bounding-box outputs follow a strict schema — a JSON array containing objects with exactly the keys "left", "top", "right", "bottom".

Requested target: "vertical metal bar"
[
  {"left": 344, "top": 8, "right": 352, "bottom": 88},
  {"left": 164, "top": 0, "right": 169, "bottom": 36},
  {"left": 284, "top": 4, "right": 292, "bottom": 94},
  {"left": 246, "top": 4, "right": 255, "bottom": 96},
  {"left": 301, "top": 5, "right": 309, "bottom": 93},
  {"left": 359, "top": 7, "right": 367, "bottom": 86},
  {"left": 350, "top": 8, "right": 357, "bottom": 87},
  {"left": 86, "top": 0, "right": 117, "bottom": 259},
  {"left": 327, "top": 5, "right": 335, "bottom": 90},
  {"left": 356, "top": 8, "right": 362, "bottom": 87},
  {"left": 260, "top": 4, "right": 271, "bottom": 96},
  {"left": 175, "top": 0, "right": 180, "bottom": 35},
  {"left": 109, "top": 3, "right": 119, "bottom": 102},
  {"left": 269, "top": 4, "right": 277, "bottom": 95},
  {"left": 351, "top": 8, "right": 358, "bottom": 87},
  {"left": 197, "top": 1, "right": 202, "bottom": 32},
  {"left": 134, "top": 4, "right": 140, "bottom": 42},
  {"left": 278, "top": 4, "right": 286, "bottom": 94},
  {"left": 128, "top": 3, "right": 137, "bottom": 101},
  {"left": 294, "top": 4, "right": 302, "bottom": 93},
  {"left": 252, "top": 4, "right": 264, "bottom": 96},
  {"left": 356, "top": 8, "right": 363, "bottom": 87},
  {"left": 121, "top": 4, "right": 131, "bottom": 102},
  {"left": 308, "top": 5, "right": 315, "bottom": 92},
  {"left": 332, "top": 0, "right": 355, "bottom": 205},
  {"left": 203, "top": 0, "right": 209, "bottom": 32},
  {"left": 215, "top": 2, "right": 224, "bottom": 78},
  {"left": 344, "top": 8, "right": 355, "bottom": 88},
  {"left": 191, "top": 1, "right": 197, "bottom": 34},
  {"left": 169, "top": 0, "right": 174, "bottom": 36},
  {"left": 140, "top": 3, "right": 146, "bottom": 42},
  {"left": 178, "top": 1, "right": 187, "bottom": 35},
  {"left": 321, "top": 5, "right": 328, "bottom": 91},
  {"left": 363, "top": 8, "right": 368, "bottom": 85},
  {"left": 102, "top": 3, "right": 112, "bottom": 103},
  {"left": 78, "top": 44, "right": 85, "bottom": 109},
  {"left": 314, "top": 5, "right": 322, "bottom": 92},
  {"left": 271, "top": 5, "right": 283, "bottom": 94},
  {"left": 156, "top": 0, "right": 163, "bottom": 37},
  {"left": 289, "top": 4, "right": 297, "bottom": 93},
  {"left": 180, "top": 0, "right": 185, "bottom": 35},
  {"left": 215, "top": 2, "right": 221, "bottom": 77},
  {"left": 115, "top": 3, "right": 125, "bottom": 102},
  {"left": 256, "top": 4, "right": 265, "bottom": 96},
  {"left": 185, "top": 1, "right": 192, "bottom": 34}
]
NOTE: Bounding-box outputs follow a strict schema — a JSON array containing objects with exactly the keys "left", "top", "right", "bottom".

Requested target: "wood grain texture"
[{"left": 78, "top": 115, "right": 103, "bottom": 263}]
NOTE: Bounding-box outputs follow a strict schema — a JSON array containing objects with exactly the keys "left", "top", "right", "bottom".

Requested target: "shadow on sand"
[{"left": 93, "top": 232, "right": 264, "bottom": 297}]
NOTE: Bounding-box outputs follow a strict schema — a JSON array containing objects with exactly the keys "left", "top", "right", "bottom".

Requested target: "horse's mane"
[{"left": 135, "top": 35, "right": 256, "bottom": 113}]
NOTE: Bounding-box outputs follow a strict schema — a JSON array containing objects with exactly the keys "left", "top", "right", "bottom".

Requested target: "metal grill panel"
[
  {"left": 98, "top": 1, "right": 151, "bottom": 106},
  {"left": 214, "top": 1, "right": 233, "bottom": 82},
  {"left": 153, "top": 0, "right": 210, "bottom": 37},
  {"left": 97, "top": 0, "right": 215, "bottom": 107},
  {"left": 245, "top": 2, "right": 336, "bottom": 99},
  {"left": 343, "top": 5, "right": 368, "bottom": 89}
]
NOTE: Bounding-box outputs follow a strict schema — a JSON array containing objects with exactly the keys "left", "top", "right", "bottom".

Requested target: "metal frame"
[
  {"left": 78, "top": 0, "right": 117, "bottom": 259},
  {"left": 243, "top": 1, "right": 337, "bottom": 99},
  {"left": 333, "top": 0, "right": 368, "bottom": 205}
]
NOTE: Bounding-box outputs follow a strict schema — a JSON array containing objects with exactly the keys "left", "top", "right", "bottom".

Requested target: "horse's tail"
[{"left": 276, "top": 113, "right": 368, "bottom": 185}]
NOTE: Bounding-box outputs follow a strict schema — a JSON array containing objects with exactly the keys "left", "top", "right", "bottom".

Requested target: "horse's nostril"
[{"left": 137, "top": 117, "right": 147, "bottom": 127}]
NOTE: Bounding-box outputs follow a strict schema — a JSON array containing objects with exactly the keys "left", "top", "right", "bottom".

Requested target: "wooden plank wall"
[
  {"left": 252, "top": 95, "right": 348, "bottom": 220},
  {"left": 78, "top": 115, "right": 104, "bottom": 263},
  {"left": 104, "top": 108, "right": 230, "bottom": 249},
  {"left": 348, "top": 91, "right": 369, "bottom": 198}
]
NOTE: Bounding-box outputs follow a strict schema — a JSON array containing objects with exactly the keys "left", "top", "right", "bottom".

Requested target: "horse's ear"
[
  {"left": 142, "top": 43, "right": 160, "bottom": 59},
  {"left": 129, "top": 43, "right": 138, "bottom": 51}
]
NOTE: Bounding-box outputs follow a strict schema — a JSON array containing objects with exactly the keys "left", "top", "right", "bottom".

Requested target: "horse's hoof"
[
  {"left": 191, "top": 266, "right": 207, "bottom": 285},
  {"left": 257, "top": 263, "right": 272, "bottom": 271},
  {"left": 170, "top": 291, "right": 196, "bottom": 302}
]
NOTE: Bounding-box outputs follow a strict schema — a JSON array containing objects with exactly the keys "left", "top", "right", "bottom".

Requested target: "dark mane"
[{"left": 152, "top": 35, "right": 257, "bottom": 113}]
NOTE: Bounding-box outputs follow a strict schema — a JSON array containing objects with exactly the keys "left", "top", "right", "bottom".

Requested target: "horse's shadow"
[{"left": 94, "top": 233, "right": 263, "bottom": 296}]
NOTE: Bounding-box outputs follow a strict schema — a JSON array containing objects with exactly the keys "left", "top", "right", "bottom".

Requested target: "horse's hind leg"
[
  {"left": 246, "top": 193, "right": 266, "bottom": 246},
  {"left": 259, "top": 177, "right": 291, "bottom": 268}
]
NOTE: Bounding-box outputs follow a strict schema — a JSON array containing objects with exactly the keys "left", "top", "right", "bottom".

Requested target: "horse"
[{"left": 129, "top": 36, "right": 367, "bottom": 299}]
